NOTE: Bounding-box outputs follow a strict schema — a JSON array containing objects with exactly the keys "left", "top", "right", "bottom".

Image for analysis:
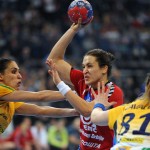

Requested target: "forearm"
[
  {"left": 56, "top": 81, "right": 94, "bottom": 117},
  {"left": 91, "top": 108, "right": 108, "bottom": 126},
  {"left": 65, "top": 91, "right": 94, "bottom": 117},
  {"left": 37, "top": 90, "right": 65, "bottom": 101},
  {"left": 47, "top": 28, "right": 76, "bottom": 60},
  {"left": 91, "top": 108, "right": 102, "bottom": 124},
  {"left": 39, "top": 107, "right": 79, "bottom": 117},
  {"left": 16, "top": 103, "right": 79, "bottom": 117},
  {"left": 2, "top": 90, "right": 64, "bottom": 102}
]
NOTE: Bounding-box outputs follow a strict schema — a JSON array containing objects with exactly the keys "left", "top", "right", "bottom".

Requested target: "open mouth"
[
  {"left": 17, "top": 82, "right": 22, "bottom": 87},
  {"left": 84, "top": 76, "right": 89, "bottom": 80}
]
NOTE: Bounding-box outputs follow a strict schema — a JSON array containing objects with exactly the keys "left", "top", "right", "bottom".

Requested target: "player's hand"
[
  {"left": 70, "top": 18, "right": 82, "bottom": 32},
  {"left": 46, "top": 59, "right": 61, "bottom": 85},
  {"left": 70, "top": 16, "right": 93, "bottom": 32},
  {"left": 92, "top": 81, "right": 117, "bottom": 109}
]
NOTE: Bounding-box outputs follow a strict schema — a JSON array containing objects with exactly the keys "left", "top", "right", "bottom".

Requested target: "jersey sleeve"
[
  {"left": 70, "top": 69, "right": 84, "bottom": 93},
  {"left": 70, "top": 69, "right": 84, "bottom": 85},
  {"left": 14, "top": 102, "right": 24, "bottom": 109},
  {"left": 112, "top": 85, "right": 124, "bottom": 107},
  {"left": 108, "top": 105, "right": 125, "bottom": 129},
  {"left": 0, "top": 84, "right": 24, "bottom": 109}
]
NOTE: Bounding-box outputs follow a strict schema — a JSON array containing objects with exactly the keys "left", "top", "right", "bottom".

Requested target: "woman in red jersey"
[{"left": 46, "top": 18, "right": 124, "bottom": 150}]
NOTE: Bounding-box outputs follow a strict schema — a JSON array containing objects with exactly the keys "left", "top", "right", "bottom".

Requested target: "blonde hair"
[
  {"left": 140, "top": 73, "right": 150, "bottom": 100},
  {"left": 145, "top": 73, "right": 150, "bottom": 99}
]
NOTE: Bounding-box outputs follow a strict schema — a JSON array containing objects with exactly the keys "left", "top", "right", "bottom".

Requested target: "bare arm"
[
  {"left": 0, "top": 90, "right": 64, "bottom": 102},
  {"left": 47, "top": 59, "right": 94, "bottom": 117},
  {"left": 15, "top": 103, "right": 79, "bottom": 117},
  {"left": 47, "top": 20, "right": 82, "bottom": 85},
  {"left": 91, "top": 108, "right": 109, "bottom": 126},
  {"left": 64, "top": 90, "right": 94, "bottom": 117}
]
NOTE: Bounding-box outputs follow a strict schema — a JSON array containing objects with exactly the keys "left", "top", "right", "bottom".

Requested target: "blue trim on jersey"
[
  {"left": 113, "top": 135, "right": 117, "bottom": 145},
  {"left": 113, "top": 121, "right": 117, "bottom": 145},
  {"left": 84, "top": 91, "right": 93, "bottom": 102}
]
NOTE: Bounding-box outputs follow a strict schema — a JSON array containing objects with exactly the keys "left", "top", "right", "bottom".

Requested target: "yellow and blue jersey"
[
  {"left": 0, "top": 84, "right": 24, "bottom": 134},
  {"left": 108, "top": 98, "right": 150, "bottom": 149}
]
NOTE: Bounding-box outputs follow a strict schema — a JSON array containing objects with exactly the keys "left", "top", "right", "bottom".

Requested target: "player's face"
[
  {"left": 82, "top": 55, "right": 108, "bottom": 88},
  {"left": 0, "top": 61, "right": 22, "bottom": 90}
]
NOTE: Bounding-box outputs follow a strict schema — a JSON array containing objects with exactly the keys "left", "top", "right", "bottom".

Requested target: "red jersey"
[{"left": 70, "top": 69, "right": 124, "bottom": 150}]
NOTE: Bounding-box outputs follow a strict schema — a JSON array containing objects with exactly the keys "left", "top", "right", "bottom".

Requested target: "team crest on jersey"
[
  {"left": 80, "top": 115, "right": 97, "bottom": 133},
  {"left": 80, "top": 115, "right": 91, "bottom": 125}
]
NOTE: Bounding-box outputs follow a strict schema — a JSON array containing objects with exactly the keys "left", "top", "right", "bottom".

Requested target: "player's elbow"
[{"left": 48, "top": 55, "right": 62, "bottom": 61}]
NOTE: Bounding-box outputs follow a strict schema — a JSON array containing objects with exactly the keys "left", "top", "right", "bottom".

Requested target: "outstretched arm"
[
  {"left": 0, "top": 90, "right": 64, "bottom": 102},
  {"left": 47, "top": 59, "right": 115, "bottom": 117},
  {"left": 46, "top": 19, "right": 82, "bottom": 85},
  {"left": 15, "top": 103, "right": 79, "bottom": 117}
]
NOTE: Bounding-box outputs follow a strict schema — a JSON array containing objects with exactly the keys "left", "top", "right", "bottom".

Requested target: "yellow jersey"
[
  {"left": 108, "top": 98, "right": 150, "bottom": 150},
  {"left": 0, "top": 84, "right": 24, "bottom": 134}
]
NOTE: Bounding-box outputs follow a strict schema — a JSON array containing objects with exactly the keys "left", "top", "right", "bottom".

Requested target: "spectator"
[
  {"left": 31, "top": 120, "right": 49, "bottom": 150},
  {"left": 1, "top": 117, "right": 39, "bottom": 150},
  {"left": 67, "top": 117, "right": 80, "bottom": 150},
  {"left": 47, "top": 118, "right": 69, "bottom": 150}
]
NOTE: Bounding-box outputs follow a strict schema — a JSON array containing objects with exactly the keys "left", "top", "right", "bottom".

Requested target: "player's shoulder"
[
  {"left": 109, "top": 82, "right": 124, "bottom": 100},
  {"left": 107, "top": 81, "right": 123, "bottom": 93},
  {"left": 0, "top": 84, "right": 14, "bottom": 91},
  {"left": 112, "top": 83, "right": 123, "bottom": 93},
  {"left": 71, "top": 68, "right": 84, "bottom": 78}
]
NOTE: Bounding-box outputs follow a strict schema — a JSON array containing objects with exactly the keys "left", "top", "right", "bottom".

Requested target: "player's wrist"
[
  {"left": 93, "top": 103, "right": 106, "bottom": 111},
  {"left": 55, "top": 79, "right": 62, "bottom": 85},
  {"left": 69, "top": 27, "right": 78, "bottom": 33},
  {"left": 57, "top": 81, "right": 71, "bottom": 96}
]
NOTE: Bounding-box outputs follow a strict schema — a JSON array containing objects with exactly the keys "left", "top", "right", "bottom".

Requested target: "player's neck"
[{"left": 91, "top": 80, "right": 109, "bottom": 90}]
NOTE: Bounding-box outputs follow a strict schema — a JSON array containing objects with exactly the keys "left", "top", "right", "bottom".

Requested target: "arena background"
[{"left": 0, "top": 0, "right": 149, "bottom": 149}]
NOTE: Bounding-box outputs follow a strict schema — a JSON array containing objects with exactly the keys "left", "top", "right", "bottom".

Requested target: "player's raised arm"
[
  {"left": 46, "top": 2, "right": 94, "bottom": 116},
  {"left": 46, "top": 18, "right": 82, "bottom": 85},
  {"left": 47, "top": 0, "right": 93, "bottom": 85}
]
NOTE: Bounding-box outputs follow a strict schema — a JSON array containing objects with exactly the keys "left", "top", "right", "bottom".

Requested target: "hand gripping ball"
[{"left": 68, "top": 0, "right": 93, "bottom": 25}]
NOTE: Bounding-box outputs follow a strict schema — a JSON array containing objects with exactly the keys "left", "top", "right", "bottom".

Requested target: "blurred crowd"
[
  {"left": 0, "top": 117, "right": 80, "bottom": 150},
  {"left": 0, "top": 0, "right": 149, "bottom": 149}
]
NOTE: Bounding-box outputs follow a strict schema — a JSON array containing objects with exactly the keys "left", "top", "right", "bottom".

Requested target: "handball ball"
[{"left": 68, "top": 0, "right": 93, "bottom": 25}]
